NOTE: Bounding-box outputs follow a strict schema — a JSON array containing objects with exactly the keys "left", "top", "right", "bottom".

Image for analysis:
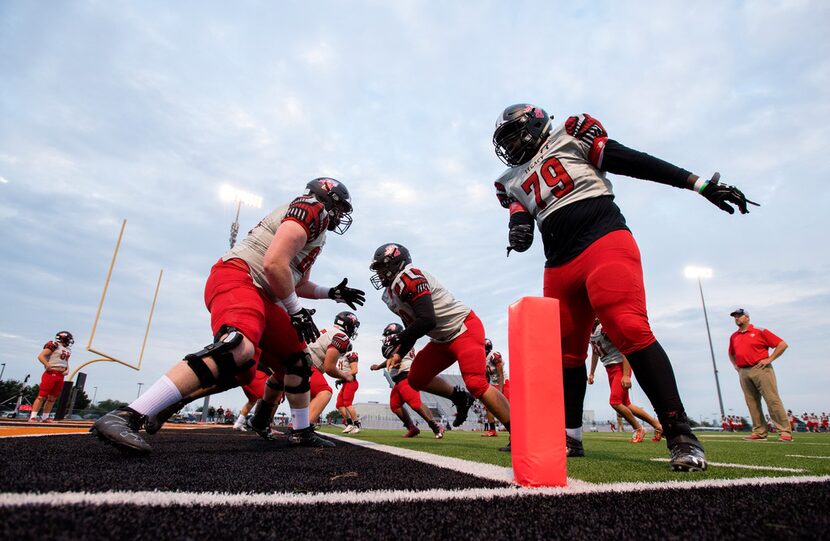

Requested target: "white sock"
[
  {"left": 30, "top": 413, "right": 37, "bottom": 419},
  {"left": 566, "top": 427, "right": 583, "bottom": 441},
  {"left": 41, "top": 414, "right": 49, "bottom": 420},
  {"left": 129, "top": 376, "right": 183, "bottom": 417},
  {"left": 292, "top": 407, "right": 309, "bottom": 430},
  {"left": 234, "top": 413, "right": 245, "bottom": 426}
]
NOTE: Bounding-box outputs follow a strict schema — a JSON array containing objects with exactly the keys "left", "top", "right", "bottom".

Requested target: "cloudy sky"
[{"left": 2, "top": 1, "right": 828, "bottom": 423}]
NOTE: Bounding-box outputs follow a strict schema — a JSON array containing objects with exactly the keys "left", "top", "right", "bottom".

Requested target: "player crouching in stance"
[
  {"left": 92, "top": 178, "right": 365, "bottom": 453},
  {"left": 492, "top": 104, "right": 758, "bottom": 471},
  {"left": 589, "top": 319, "right": 662, "bottom": 443},
  {"left": 369, "top": 243, "right": 510, "bottom": 438},
  {"left": 370, "top": 323, "right": 445, "bottom": 439},
  {"left": 335, "top": 350, "right": 361, "bottom": 434}
]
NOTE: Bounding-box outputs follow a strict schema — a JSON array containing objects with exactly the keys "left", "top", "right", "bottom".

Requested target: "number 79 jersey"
[{"left": 494, "top": 114, "right": 614, "bottom": 227}]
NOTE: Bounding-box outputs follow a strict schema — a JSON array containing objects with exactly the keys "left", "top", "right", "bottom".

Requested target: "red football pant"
[
  {"left": 336, "top": 380, "right": 359, "bottom": 408},
  {"left": 38, "top": 370, "right": 65, "bottom": 398},
  {"left": 204, "top": 258, "right": 306, "bottom": 385},
  {"left": 309, "top": 367, "right": 332, "bottom": 398},
  {"left": 389, "top": 378, "right": 422, "bottom": 411},
  {"left": 543, "top": 230, "right": 656, "bottom": 369},
  {"left": 408, "top": 311, "right": 490, "bottom": 398},
  {"left": 605, "top": 363, "right": 631, "bottom": 406},
  {"left": 241, "top": 370, "right": 268, "bottom": 402}
]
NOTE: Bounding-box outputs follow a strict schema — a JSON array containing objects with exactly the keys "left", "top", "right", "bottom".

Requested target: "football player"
[
  {"left": 370, "top": 323, "right": 445, "bottom": 439},
  {"left": 29, "top": 331, "right": 73, "bottom": 423},
  {"left": 481, "top": 338, "right": 504, "bottom": 437},
  {"left": 491, "top": 104, "right": 758, "bottom": 471},
  {"left": 231, "top": 364, "right": 276, "bottom": 432},
  {"left": 588, "top": 319, "right": 662, "bottom": 443},
  {"left": 335, "top": 350, "right": 361, "bottom": 434},
  {"left": 92, "top": 178, "right": 364, "bottom": 453},
  {"left": 369, "top": 243, "right": 510, "bottom": 435}
]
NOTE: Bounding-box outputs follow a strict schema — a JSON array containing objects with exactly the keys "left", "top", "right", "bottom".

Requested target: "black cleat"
[
  {"left": 499, "top": 437, "right": 511, "bottom": 452},
  {"left": 451, "top": 387, "right": 475, "bottom": 427},
  {"left": 668, "top": 435, "right": 708, "bottom": 472},
  {"left": 91, "top": 407, "right": 151, "bottom": 455},
  {"left": 249, "top": 399, "right": 278, "bottom": 441},
  {"left": 288, "top": 426, "right": 335, "bottom": 447},
  {"left": 566, "top": 435, "right": 585, "bottom": 457},
  {"left": 144, "top": 399, "right": 189, "bottom": 435}
]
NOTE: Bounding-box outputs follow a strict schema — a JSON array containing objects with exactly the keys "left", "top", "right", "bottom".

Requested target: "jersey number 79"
[{"left": 521, "top": 156, "right": 574, "bottom": 210}]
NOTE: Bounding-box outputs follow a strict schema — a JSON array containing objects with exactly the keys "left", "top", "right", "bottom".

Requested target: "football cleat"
[
  {"left": 342, "top": 424, "right": 355, "bottom": 433},
  {"left": 499, "top": 438, "right": 512, "bottom": 452},
  {"left": 91, "top": 407, "right": 152, "bottom": 455},
  {"left": 631, "top": 427, "right": 646, "bottom": 443},
  {"left": 652, "top": 429, "right": 663, "bottom": 443},
  {"left": 232, "top": 423, "right": 248, "bottom": 432},
  {"left": 288, "top": 426, "right": 335, "bottom": 448},
  {"left": 433, "top": 425, "right": 445, "bottom": 439},
  {"left": 668, "top": 435, "right": 708, "bottom": 472},
  {"left": 403, "top": 426, "right": 421, "bottom": 438},
  {"left": 350, "top": 426, "right": 361, "bottom": 435},
  {"left": 144, "top": 399, "right": 189, "bottom": 435},
  {"left": 778, "top": 433, "right": 793, "bottom": 442},
  {"left": 566, "top": 435, "right": 585, "bottom": 457},
  {"left": 451, "top": 387, "right": 476, "bottom": 427},
  {"left": 248, "top": 399, "right": 278, "bottom": 441},
  {"left": 28, "top": 417, "right": 38, "bottom": 423},
  {"left": 743, "top": 434, "right": 767, "bottom": 441}
]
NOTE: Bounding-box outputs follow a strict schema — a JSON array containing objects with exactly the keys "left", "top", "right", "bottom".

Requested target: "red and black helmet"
[
  {"left": 493, "top": 104, "right": 552, "bottom": 166},
  {"left": 55, "top": 331, "right": 74, "bottom": 347},
  {"left": 305, "top": 177, "right": 353, "bottom": 234},
  {"left": 369, "top": 243, "right": 412, "bottom": 290},
  {"left": 382, "top": 322, "right": 404, "bottom": 337},
  {"left": 334, "top": 311, "right": 360, "bottom": 339}
]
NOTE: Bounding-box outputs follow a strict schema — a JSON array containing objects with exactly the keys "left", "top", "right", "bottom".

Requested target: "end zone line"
[
  {"left": 1, "top": 475, "right": 828, "bottom": 508},
  {"left": 324, "top": 432, "right": 518, "bottom": 484},
  {"left": 649, "top": 458, "right": 804, "bottom": 472}
]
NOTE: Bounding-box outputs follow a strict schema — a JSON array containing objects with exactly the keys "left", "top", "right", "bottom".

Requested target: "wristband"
[
  {"left": 312, "top": 284, "right": 330, "bottom": 299},
  {"left": 280, "top": 291, "right": 302, "bottom": 314},
  {"left": 693, "top": 177, "right": 709, "bottom": 193}
]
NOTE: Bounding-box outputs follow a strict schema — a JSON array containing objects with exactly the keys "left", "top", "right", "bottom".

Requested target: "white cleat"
[{"left": 342, "top": 425, "right": 355, "bottom": 434}]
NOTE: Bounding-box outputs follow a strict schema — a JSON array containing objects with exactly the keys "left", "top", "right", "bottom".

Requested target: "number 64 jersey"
[{"left": 493, "top": 114, "right": 614, "bottom": 226}]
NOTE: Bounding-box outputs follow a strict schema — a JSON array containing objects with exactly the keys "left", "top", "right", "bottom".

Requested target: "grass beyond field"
[{"left": 318, "top": 427, "right": 830, "bottom": 484}]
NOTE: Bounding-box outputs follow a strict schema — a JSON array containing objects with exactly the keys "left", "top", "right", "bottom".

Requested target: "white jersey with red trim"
[
  {"left": 223, "top": 195, "right": 328, "bottom": 301},
  {"left": 337, "top": 351, "right": 358, "bottom": 376},
  {"left": 381, "top": 264, "right": 471, "bottom": 343},
  {"left": 43, "top": 340, "right": 71, "bottom": 371},
  {"left": 307, "top": 328, "right": 351, "bottom": 371},
  {"left": 494, "top": 114, "right": 614, "bottom": 227},
  {"left": 589, "top": 323, "right": 624, "bottom": 367},
  {"left": 387, "top": 347, "right": 415, "bottom": 381},
  {"left": 486, "top": 351, "right": 503, "bottom": 384}
]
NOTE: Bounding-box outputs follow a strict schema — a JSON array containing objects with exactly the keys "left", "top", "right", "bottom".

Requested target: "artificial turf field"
[{"left": 2, "top": 420, "right": 829, "bottom": 540}]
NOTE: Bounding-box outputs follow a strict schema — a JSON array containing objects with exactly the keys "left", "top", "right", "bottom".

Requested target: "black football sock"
[
  {"left": 346, "top": 418, "right": 353, "bottom": 426},
  {"left": 626, "top": 341, "right": 699, "bottom": 445},
  {"left": 563, "top": 365, "right": 587, "bottom": 430},
  {"left": 427, "top": 420, "right": 440, "bottom": 432}
]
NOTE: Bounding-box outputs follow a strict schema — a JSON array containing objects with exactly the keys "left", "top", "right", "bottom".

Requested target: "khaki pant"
[{"left": 739, "top": 364, "right": 791, "bottom": 437}]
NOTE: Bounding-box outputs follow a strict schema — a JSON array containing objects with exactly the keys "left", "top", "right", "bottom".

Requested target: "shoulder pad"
[
  {"left": 282, "top": 196, "right": 329, "bottom": 241},
  {"left": 44, "top": 341, "right": 57, "bottom": 351},
  {"left": 393, "top": 267, "right": 431, "bottom": 303},
  {"left": 330, "top": 332, "right": 351, "bottom": 353},
  {"left": 564, "top": 114, "right": 607, "bottom": 144}
]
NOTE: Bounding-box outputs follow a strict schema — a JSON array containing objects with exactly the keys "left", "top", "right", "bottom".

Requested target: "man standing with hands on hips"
[{"left": 728, "top": 308, "right": 792, "bottom": 442}]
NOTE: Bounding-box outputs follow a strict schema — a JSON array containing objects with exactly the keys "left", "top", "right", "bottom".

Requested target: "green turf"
[{"left": 319, "top": 427, "right": 830, "bottom": 484}]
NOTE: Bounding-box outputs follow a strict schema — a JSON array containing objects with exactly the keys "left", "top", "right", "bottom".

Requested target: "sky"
[{"left": 1, "top": 0, "right": 829, "bottom": 423}]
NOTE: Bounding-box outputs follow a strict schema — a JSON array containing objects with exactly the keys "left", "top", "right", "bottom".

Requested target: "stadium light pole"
[
  {"left": 137, "top": 382, "right": 144, "bottom": 399},
  {"left": 684, "top": 266, "right": 725, "bottom": 419},
  {"left": 92, "top": 386, "right": 98, "bottom": 407},
  {"left": 219, "top": 184, "right": 263, "bottom": 249},
  {"left": 0, "top": 363, "right": 5, "bottom": 381}
]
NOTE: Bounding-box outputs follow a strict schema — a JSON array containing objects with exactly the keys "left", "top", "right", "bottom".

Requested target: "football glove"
[
  {"left": 335, "top": 380, "right": 344, "bottom": 388},
  {"left": 506, "top": 223, "right": 534, "bottom": 256},
  {"left": 290, "top": 307, "right": 320, "bottom": 344},
  {"left": 328, "top": 278, "right": 366, "bottom": 310},
  {"left": 698, "top": 172, "right": 760, "bottom": 215}
]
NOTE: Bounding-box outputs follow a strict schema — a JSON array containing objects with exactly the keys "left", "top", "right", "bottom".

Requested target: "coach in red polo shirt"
[{"left": 727, "top": 308, "right": 792, "bottom": 442}]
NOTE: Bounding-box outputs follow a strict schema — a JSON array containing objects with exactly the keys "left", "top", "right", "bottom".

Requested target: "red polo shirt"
[{"left": 728, "top": 324, "right": 784, "bottom": 368}]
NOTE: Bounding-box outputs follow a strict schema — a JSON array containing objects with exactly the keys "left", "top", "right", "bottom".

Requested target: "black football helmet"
[
  {"left": 55, "top": 331, "right": 74, "bottom": 347},
  {"left": 305, "top": 177, "right": 353, "bottom": 234},
  {"left": 369, "top": 243, "right": 412, "bottom": 290},
  {"left": 484, "top": 338, "right": 493, "bottom": 355},
  {"left": 493, "top": 104, "right": 552, "bottom": 166},
  {"left": 334, "top": 311, "right": 360, "bottom": 339},
  {"left": 382, "top": 322, "right": 404, "bottom": 337}
]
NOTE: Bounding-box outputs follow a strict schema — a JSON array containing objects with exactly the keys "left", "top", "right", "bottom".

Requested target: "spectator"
[
  {"left": 208, "top": 406, "right": 216, "bottom": 423},
  {"left": 728, "top": 308, "right": 791, "bottom": 441},
  {"left": 217, "top": 406, "right": 225, "bottom": 424}
]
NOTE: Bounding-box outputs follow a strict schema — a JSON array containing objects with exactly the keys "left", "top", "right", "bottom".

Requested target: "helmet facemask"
[{"left": 493, "top": 104, "right": 552, "bottom": 166}]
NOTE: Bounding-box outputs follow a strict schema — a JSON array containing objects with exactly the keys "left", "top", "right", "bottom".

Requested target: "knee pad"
[
  {"left": 283, "top": 351, "right": 312, "bottom": 394},
  {"left": 266, "top": 377, "right": 284, "bottom": 392},
  {"left": 462, "top": 374, "right": 489, "bottom": 399},
  {"left": 184, "top": 325, "right": 253, "bottom": 388}
]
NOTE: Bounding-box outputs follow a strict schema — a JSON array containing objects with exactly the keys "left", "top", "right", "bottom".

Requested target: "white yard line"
[
  {"left": 649, "top": 458, "right": 804, "bottom": 472},
  {"left": 786, "top": 454, "right": 830, "bottom": 459},
  {"left": 1, "top": 475, "right": 828, "bottom": 508}
]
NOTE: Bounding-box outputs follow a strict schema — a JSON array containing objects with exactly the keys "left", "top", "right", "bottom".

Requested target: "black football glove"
[
  {"left": 381, "top": 334, "right": 400, "bottom": 359},
  {"left": 290, "top": 307, "right": 320, "bottom": 344},
  {"left": 699, "top": 172, "right": 760, "bottom": 215},
  {"left": 506, "top": 223, "right": 534, "bottom": 257},
  {"left": 328, "top": 278, "right": 366, "bottom": 310},
  {"left": 335, "top": 380, "right": 344, "bottom": 388}
]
